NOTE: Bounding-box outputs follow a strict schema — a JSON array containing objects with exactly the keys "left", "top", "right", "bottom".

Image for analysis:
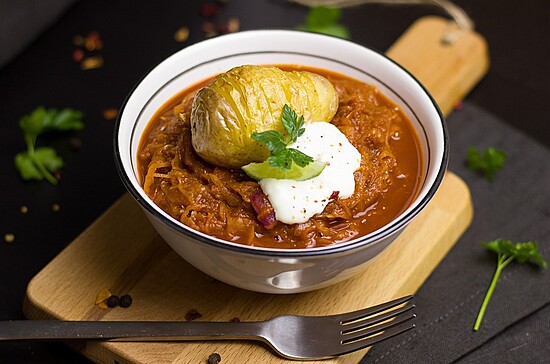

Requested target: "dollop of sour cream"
[{"left": 259, "top": 122, "right": 361, "bottom": 224}]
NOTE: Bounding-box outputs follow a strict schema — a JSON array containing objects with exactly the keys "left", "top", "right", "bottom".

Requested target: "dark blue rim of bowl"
[{"left": 113, "top": 30, "right": 449, "bottom": 258}]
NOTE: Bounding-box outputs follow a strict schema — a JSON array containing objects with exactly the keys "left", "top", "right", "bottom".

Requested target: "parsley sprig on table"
[
  {"left": 251, "top": 104, "right": 314, "bottom": 171},
  {"left": 296, "top": 6, "right": 350, "bottom": 39},
  {"left": 15, "top": 107, "right": 84, "bottom": 185},
  {"left": 474, "top": 239, "right": 547, "bottom": 331},
  {"left": 466, "top": 146, "right": 506, "bottom": 181}
]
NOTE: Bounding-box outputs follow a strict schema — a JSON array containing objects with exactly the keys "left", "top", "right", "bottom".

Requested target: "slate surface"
[{"left": 362, "top": 102, "right": 550, "bottom": 364}]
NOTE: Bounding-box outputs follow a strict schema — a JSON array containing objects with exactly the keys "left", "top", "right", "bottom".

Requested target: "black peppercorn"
[
  {"left": 119, "top": 294, "right": 133, "bottom": 308},
  {"left": 207, "top": 352, "right": 222, "bottom": 364},
  {"left": 107, "top": 295, "right": 120, "bottom": 308},
  {"left": 185, "top": 308, "right": 203, "bottom": 321}
]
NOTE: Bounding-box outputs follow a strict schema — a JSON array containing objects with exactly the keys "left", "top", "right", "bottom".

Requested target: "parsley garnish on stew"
[
  {"left": 15, "top": 107, "right": 84, "bottom": 184},
  {"left": 251, "top": 104, "right": 314, "bottom": 171},
  {"left": 474, "top": 239, "right": 547, "bottom": 331},
  {"left": 466, "top": 146, "right": 506, "bottom": 181}
]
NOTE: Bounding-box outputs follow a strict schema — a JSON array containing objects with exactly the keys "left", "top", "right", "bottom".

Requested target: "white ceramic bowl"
[{"left": 115, "top": 30, "right": 448, "bottom": 294}]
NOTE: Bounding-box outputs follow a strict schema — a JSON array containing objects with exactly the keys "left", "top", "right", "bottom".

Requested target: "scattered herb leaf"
[
  {"left": 15, "top": 107, "right": 84, "bottom": 185},
  {"left": 466, "top": 146, "right": 506, "bottom": 181},
  {"left": 251, "top": 104, "right": 314, "bottom": 170},
  {"left": 474, "top": 239, "right": 547, "bottom": 331},
  {"left": 296, "top": 6, "right": 350, "bottom": 39}
]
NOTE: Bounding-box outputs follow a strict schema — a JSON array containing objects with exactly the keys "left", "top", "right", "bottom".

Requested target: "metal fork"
[{"left": 0, "top": 295, "right": 415, "bottom": 360}]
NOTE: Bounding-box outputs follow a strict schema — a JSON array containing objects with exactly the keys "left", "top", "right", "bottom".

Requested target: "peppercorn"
[
  {"left": 185, "top": 308, "right": 203, "bottom": 321},
  {"left": 174, "top": 26, "right": 190, "bottom": 43},
  {"left": 101, "top": 108, "right": 118, "bottom": 121},
  {"left": 207, "top": 352, "right": 222, "bottom": 364},
  {"left": 72, "top": 49, "right": 84, "bottom": 63},
  {"left": 120, "top": 294, "right": 133, "bottom": 308},
  {"left": 107, "top": 295, "right": 120, "bottom": 308},
  {"left": 69, "top": 136, "right": 83, "bottom": 150},
  {"left": 199, "top": 3, "right": 220, "bottom": 18},
  {"left": 4, "top": 233, "right": 15, "bottom": 244}
]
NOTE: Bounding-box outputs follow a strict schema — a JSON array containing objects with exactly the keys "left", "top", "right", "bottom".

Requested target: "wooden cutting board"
[{"left": 23, "top": 16, "right": 488, "bottom": 364}]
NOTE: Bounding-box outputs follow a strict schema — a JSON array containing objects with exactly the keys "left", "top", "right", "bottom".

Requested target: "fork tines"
[{"left": 339, "top": 295, "right": 416, "bottom": 351}]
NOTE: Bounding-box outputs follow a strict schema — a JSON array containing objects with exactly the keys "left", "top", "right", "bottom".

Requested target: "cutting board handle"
[{"left": 387, "top": 16, "right": 489, "bottom": 116}]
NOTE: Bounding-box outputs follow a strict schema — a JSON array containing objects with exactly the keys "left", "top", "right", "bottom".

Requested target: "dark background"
[{"left": 1, "top": 0, "right": 549, "bottom": 362}]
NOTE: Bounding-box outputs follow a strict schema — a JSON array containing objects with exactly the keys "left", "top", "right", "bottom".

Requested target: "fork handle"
[{"left": 0, "top": 320, "right": 266, "bottom": 342}]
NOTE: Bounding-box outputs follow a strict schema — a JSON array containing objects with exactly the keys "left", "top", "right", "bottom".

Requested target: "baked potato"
[{"left": 190, "top": 65, "right": 339, "bottom": 168}]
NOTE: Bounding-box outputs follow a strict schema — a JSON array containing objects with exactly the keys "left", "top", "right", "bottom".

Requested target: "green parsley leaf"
[
  {"left": 296, "top": 6, "right": 350, "bottom": 39},
  {"left": 47, "top": 108, "right": 84, "bottom": 130},
  {"left": 466, "top": 146, "right": 506, "bottom": 181},
  {"left": 281, "top": 104, "right": 305, "bottom": 144},
  {"left": 481, "top": 239, "right": 547, "bottom": 267},
  {"left": 268, "top": 150, "right": 293, "bottom": 170},
  {"left": 33, "top": 147, "right": 64, "bottom": 173},
  {"left": 305, "top": 6, "right": 341, "bottom": 27},
  {"left": 474, "top": 239, "right": 547, "bottom": 331},
  {"left": 15, "top": 153, "right": 44, "bottom": 181},
  {"left": 19, "top": 107, "right": 83, "bottom": 137},
  {"left": 251, "top": 130, "right": 287, "bottom": 155},
  {"left": 15, "top": 107, "right": 84, "bottom": 185},
  {"left": 286, "top": 148, "right": 314, "bottom": 167},
  {"left": 267, "top": 148, "right": 314, "bottom": 170},
  {"left": 249, "top": 104, "right": 315, "bottom": 172}
]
